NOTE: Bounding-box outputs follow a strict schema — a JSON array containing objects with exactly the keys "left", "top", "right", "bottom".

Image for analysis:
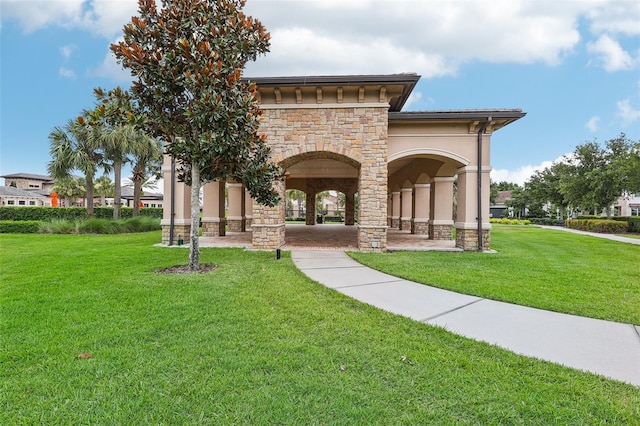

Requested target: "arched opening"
[{"left": 280, "top": 151, "right": 360, "bottom": 248}]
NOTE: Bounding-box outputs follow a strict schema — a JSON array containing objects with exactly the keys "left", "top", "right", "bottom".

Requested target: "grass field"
[
  {"left": 1, "top": 231, "right": 639, "bottom": 424},
  {"left": 351, "top": 225, "right": 640, "bottom": 325}
]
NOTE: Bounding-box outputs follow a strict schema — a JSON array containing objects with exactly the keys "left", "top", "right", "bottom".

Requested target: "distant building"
[
  {"left": 613, "top": 194, "right": 640, "bottom": 217},
  {"left": 490, "top": 190, "right": 511, "bottom": 218},
  {"left": 1, "top": 173, "right": 54, "bottom": 206},
  {"left": 1, "top": 173, "right": 54, "bottom": 192},
  {"left": 0, "top": 185, "right": 47, "bottom": 206}
]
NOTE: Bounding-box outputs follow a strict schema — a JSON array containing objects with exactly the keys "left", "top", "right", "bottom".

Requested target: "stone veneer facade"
[{"left": 254, "top": 106, "right": 389, "bottom": 252}]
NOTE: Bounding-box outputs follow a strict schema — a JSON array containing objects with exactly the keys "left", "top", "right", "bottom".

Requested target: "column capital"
[
  {"left": 432, "top": 176, "right": 456, "bottom": 183},
  {"left": 456, "top": 165, "right": 493, "bottom": 174}
]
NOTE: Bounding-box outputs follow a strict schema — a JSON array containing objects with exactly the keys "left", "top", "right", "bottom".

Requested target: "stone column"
[
  {"left": 305, "top": 190, "right": 316, "bottom": 225},
  {"left": 455, "top": 166, "right": 491, "bottom": 251},
  {"left": 391, "top": 191, "right": 401, "bottom": 229},
  {"left": 160, "top": 154, "right": 192, "bottom": 245},
  {"left": 201, "top": 180, "right": 226, "bottom": 237},
  {"left": 227, "top": 182, "right": 245, "bottom": 232},
  {"left": 251, "top": 179, "right": 285, "bottom": 250},
  {"left": 345, "top": 191, "right": 355, "bottom": 226},
  {"left": 387, "top": 194, "right": 392, "bottom": 227},
  {"left": 413, "top": 183, "right": 430, "bottom": 236},
  {"left": 400, "top": 187, "right": 413, "bottom": 232},
  {"left": 357, "top": 106, "right": 388, "bottom": 252},
  {"left": 429, "top": 177, "right": 455, "bottom": 240},
  {"left": 244, "top": 189, "right": 253, "bottom": 229}
]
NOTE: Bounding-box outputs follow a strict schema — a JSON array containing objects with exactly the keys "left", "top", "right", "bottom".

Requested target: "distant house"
[
  {"left": 613, "top": 194, "right": 640, "bottom": 217},
  {"left": 1, "top": 173, "right": 54, "bottom": 206},
  {"left": 120, "top": 186, "right": 163, "bottom": 208},
  {"left": 490, "top": 190, "right": 511, "bottom": 218},
  {"left": 0, "top": 185, "right": 47, "bottom": 206},
  {"left": 1, "top": 173, "right": 54, "bottom": 192}
]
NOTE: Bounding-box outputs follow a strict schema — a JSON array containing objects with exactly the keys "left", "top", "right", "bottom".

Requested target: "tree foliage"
[
  {"left": 111, "top": 0, "right": 280, "bottom": 270},
  {"left": 524, "top": 134, "right": 638, "bottom": 218},
  {"left": 48, "top": 118, "right": 103, "bottom": 216}
]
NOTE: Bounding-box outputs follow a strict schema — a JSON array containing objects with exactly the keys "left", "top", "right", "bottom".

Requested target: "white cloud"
[
  {"left": 586, "top": 1, "right": 640, "bottom": 36},
  {"left": 60, "top": 44, "right": 76, "bottom": 60},
  {"left": 59, "top": 67, "right": 76, "bottom": 79},
  {"left": 1, "top": 0, "right": 86, "bottom": 33},
  {"left": 491, "top": 155, "right": 570, "bottom": 186},
  {"left": 617, "top": 99, "right": 640, "bottom": 126},
  {"left": 88, "top": 44, "right": 133, "bottom": 83},
  {"left": 587, "top": 34, "right": 636, "bottom": 72},
  {"left": 585, "top": 116, "right": 600, "bottom": 132}
]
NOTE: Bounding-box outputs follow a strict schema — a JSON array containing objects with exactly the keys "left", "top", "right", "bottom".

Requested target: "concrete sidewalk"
[
  {"left": 291, "top": 250, "right": 640, "bottom": 387},
  {"left": 537, "top": 225, "right": 640, "bottom": 245}
]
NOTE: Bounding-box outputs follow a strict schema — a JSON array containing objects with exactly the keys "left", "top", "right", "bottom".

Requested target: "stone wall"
[{"left": 255, "top": 106, "right": 389, "bottom": 251}]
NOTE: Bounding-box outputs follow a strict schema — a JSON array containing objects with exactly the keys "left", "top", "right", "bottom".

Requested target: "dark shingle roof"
[
  {"left": 0, "top": 173, "right": 53, "bottom": 181},
  {"left": 0, "top": 186, "right": 46, "bottom": 198}
]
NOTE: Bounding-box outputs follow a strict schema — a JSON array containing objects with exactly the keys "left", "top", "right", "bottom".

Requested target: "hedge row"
[
  {"left": 489, "top": 218, "right": 530, "bottom": 225},
  {"left": 0, "top": 220, "right": 42, "bottom": 234},
  {"left": 575, "top": 215, "right": 640, "bottom": 233},
  {"left": 0, "top": 206, "right": 163, "bottom": 221},
  {"left": 565, "top": 219, "right": 628, "bottom": 233},
  {"left": 528, "top": 218, "right": 565, "bottom": 226}
]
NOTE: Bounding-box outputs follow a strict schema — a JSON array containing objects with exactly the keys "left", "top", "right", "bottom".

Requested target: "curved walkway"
[{"left": 291, "top": 250, "right": 640, "bottom": 387}]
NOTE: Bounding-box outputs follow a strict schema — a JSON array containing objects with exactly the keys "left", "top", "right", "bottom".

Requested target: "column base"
[
  {"left": 455, "top": 228, "right": 491, "bottom": 251},
  {"left": 228, "top": 217, "right": 246, "bottom": 232},
  {"left": 391, "top": 217, "right": 400, "bottom": 229},
  {"left": 251, "top": 223, "right": 285, "bottom": 250},
  {"left": 161, "top": 224, "right": 191, "bottom": 245},
  {"left": 202, "top": 219, "right": 226, "bottom": 237},
  {"left": 401, "top": 218, "right": 413, "bottom": 232},
  {"left": 357, "top": 226, "right": 387, "bottom": 252},
  {"left": 429, "top": 224, "right": 453, "bottom": 240},
  {"left": 413, "top": 220, "right": 429, "bottom": 236}
]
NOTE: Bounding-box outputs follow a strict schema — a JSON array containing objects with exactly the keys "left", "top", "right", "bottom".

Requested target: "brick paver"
[{"left": 199, "top": 223, "right": 459, "bottom": 251}]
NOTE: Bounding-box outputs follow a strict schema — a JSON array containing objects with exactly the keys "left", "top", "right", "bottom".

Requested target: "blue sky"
[{"left": 1, "top": 0, "right": 639, "bottom": 185}]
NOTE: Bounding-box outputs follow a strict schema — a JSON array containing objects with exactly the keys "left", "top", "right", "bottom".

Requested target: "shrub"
[
  {"left": 39, "top": 219, "right": 78, "bottom": 234},
  {"left": 0, "top": 220, "right": 41, "bottom": 234},
  {"left": 610, "top": 216, "right": 640, "bottom": 233},
  {"left": 565, "top": 219, "right": 628, "bottom": 233},
  {"left": 0, "top": 206, "right": 163, "bottom": 221},
  {"left": 490, "top": 218, "right": 530, "bottom": 225},
  {"left": 77, "top": 218, "right": 121, "bottom": 234},
  {"left": 529, "top": 217, "right": 564, "bottom": 226},
  {"left": 118, "top": 216, "right": 162, "bottom": 233}
]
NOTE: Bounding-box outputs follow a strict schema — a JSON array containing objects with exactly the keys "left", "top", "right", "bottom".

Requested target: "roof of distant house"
[
  {"left": 1, "top": 172, "right": 53, "bottom": 181},
  {"left": 495, "top": 191, "right": 512, "bottom": 204},
  {"left": 0, "top": 186, "right": 46, "bottom": 198},
  {"left": 120, "top": 186, "right": 163, "bottom": 199}
]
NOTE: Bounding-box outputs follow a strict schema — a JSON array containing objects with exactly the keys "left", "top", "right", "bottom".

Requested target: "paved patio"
[{"left": 199, "top": 223, "right": 460, "bottom": 251}]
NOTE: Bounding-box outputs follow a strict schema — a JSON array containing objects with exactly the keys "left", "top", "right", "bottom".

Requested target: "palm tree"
[
  {"left": 94, "top": 175, "right": 115, "bottom": 207},
  {"left": 98, "top": 124, "right": 136, "bottom": 219},
  {"left": 48, "top": 118, "right": 103, "bottom": 216},
  {"left": 51, "top": 176, "right": 85, "bottom": 207},
  {"left": 128, "top": 131, "right": 163, "bottom": 216}
]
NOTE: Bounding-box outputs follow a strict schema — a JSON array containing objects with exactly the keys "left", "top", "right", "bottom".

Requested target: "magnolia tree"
[{"left": 112, "top": 0, "right": 281, "bottom": 270}]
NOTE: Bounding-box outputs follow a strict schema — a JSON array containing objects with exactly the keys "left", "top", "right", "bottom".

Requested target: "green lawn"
[
  {"left": 1, "top": 232, "right": 639, "bottom": 424},
  {"left": 351, "top": 225, "right": 640, "bottom": 325}
]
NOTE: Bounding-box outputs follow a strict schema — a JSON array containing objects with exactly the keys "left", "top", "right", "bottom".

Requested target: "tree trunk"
[
  {"left": 86, "top": 175, "right": 95, "bottom": 217},
  {"left": 189, "top": 163, "right": 201, "bottom": 271},
  {"left": 133, "top": 178, "right": 142, "bottom": 217},
  {"left": 113, "top": 161, "right": 122, "bottom": 219}
]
